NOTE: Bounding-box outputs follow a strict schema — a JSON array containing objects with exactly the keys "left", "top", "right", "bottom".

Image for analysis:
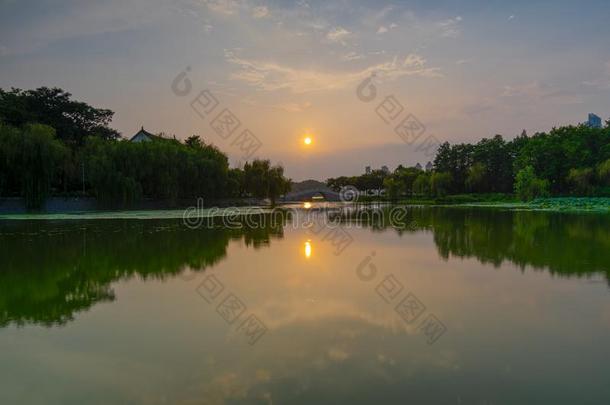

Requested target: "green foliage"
[
  {"left": 326, "top": 169, "right": 387, "bottom": 192},
  {"left": 0, "top": 124, "right": 68, "bottom": 208},
  {"left": 413, "top": 173, "right": 431, "bottom": 196},
  {"left": 267, "top": 165, "right": 291, "bottom": 205},
  {"left": 567, "top": 168, "right": 594, "bottom": 195},
  {"left": 393, "top": 166, "right": 422, "bottom": 196},
  {"left": 597, "top": 159, "right": 610, "bottom": 186},
  {"left": 0, "top": 121, "right": 286, "bottom": 208},
  {"left": 514, "top": 166, "right": 550, "bottom": 201},
  {"left": 0, "top": 87, "right": 119, "bottom": 145},
  {"left": 378, "top": 168, "right": 451, "bottom": 198},
  {"left": 430, "top": 172, "right": 453, "bottom": 197},
  {"left": 465, "top": 162, "right": 487, "bottom": 192},
  {"left": 432, "top": 124, "right": 610, "bottom": 197},
  {"left": 244, "top": 159, "right": 291, "bottom": 205},
  {"left": 433, "top": 141, "right": 474, "bottom": 193},
  {"left": 383, "top": 177, "right": 405, "bottom": 200},
  {"left": 226, "top": 168, "right": 245, "bottom": 198},
  {"left": 514, "top": 125, "right": 609, "bottom": 193},
  {"left": 83, "top": 136, "right": 230, "bottom": 206},
  {"left": 0, "top": 125, "right": 19, "bottom": 198},
  {"left": 526, "top": 197, "right": 610, "bottom": 212}
]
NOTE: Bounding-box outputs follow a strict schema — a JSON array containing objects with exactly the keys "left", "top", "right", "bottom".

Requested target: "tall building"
[{"left": 588, "top": 113, "right": 602, "bottom": 129}]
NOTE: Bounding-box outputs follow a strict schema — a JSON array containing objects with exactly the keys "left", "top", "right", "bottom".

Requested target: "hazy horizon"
[{"left": 2, "top": 0, "right": 610, "bottom": 181}]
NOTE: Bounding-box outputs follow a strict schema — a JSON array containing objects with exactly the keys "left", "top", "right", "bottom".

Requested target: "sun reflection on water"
[{"left": 304, "top": 240, "right": 312, "bottom": 259}]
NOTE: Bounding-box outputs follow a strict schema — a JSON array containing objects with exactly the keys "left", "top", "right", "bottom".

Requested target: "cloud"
[
  {"left": 0, "top": 0, "right": 172, "bottom": 55},
  {"left": 273, "top": 101, "right": 312, "bottom": 112},
  {"left": 438, "top": 16, "right": 462, "bottom": 38},
  {"left": 224, "top": 50, "right": 442, "bottom": 93},
  {"left": 501, "top": 82, "right": 545, "bottom": 97},
  {"left": 376, "top": 23, "right": 397, "bottom": 35},
  {"left": 508, "top": 15, "right": 515, "bottom": 21},
  {"left": 202, "top": 0, "right": 240, "bottom": 15},
  {"left": 341, "top": 51, "right": 365, "bottom": 61},
  {"left": 0, "top": 44, "right": 9, "bottom": 57},
  {"left": 326, "top": 26, "right": 351, "bottom": 45},
  {"left": 403, "top": 54, "right": 424, "bottom": 67},
  {"left": 200, "top": 0, "right": 269, "bottom": 19},
  {"left": 251, "top": 5, "right": 269, "bottom": 19}
]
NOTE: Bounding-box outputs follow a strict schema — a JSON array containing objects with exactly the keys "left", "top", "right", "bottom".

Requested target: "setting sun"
[{"left": 304, "top": 136, "right": 312, "bottom": 145}]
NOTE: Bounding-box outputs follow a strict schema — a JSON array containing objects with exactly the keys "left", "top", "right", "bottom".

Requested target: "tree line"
[
  {"left": 327, "top": 125, "right": 610, "bottom": 201},
  {"left": 0, "top": 87, "right": 290, "bottom": 208}
]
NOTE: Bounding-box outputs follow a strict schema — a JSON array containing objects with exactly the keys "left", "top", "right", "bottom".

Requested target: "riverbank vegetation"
[
  {"left": 327, "top": 125, "right": 610, "bottom": 202},
  {"left": 0, "top": 87, "right": 290, "bottom": 208}
]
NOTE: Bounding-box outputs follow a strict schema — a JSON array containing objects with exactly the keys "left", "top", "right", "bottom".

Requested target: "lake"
[{"left": 1, "top": 204, "right": 609, "bottom": 404}]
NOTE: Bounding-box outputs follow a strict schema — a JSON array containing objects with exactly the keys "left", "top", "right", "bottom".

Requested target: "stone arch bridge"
[{"left": 282, "top": 189, "right": 341, "bottom": 202}]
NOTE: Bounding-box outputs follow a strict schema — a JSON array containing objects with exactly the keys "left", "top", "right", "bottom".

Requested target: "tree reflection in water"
[
  {"left": 1, "top": 207, "right": 608, "bottom": 327},
  {"left": 0, "top": 216, "right": 285, "bottom": 327}
]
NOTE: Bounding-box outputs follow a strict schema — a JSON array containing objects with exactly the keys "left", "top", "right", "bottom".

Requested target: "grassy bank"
[
  {"left": 363, "top": 194, "right": 610, "bottom": 213},
  {"left": 456, "top": 197, "right": 610, "bottom": 213}
]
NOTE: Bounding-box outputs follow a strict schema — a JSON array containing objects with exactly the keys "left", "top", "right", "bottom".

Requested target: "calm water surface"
[{"left": 1, "top": 205, "right": 609, "bottom": 404}]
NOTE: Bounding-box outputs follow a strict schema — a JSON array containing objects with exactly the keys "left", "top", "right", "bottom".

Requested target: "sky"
[{"left": 1, "top": 0, "right": 610, "bottom": 181}]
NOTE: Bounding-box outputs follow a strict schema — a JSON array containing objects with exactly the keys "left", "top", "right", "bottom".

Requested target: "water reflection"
[
  {"left": 0, "top": 216, "right": 285, "bottom": 327},
  {"left": 0, "top": 206, "right": 608, "bottom": 328},
  {"left": 304, "top": 240, "right": 312, "bottom": 259},
  {"left": 331, "top": 205, "right": 610, "bottom": 281},
  {"left": 1, "top": 206, "right": 610, "bottom": 404}
]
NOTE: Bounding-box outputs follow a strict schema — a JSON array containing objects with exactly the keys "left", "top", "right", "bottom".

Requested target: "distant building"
[
  {"left": 365, "top": 166, "right": 371, "bottom": 175},
  {"left": 414, "top": 163, "right": 422, "bottom": 170},
  {"left": 130, "top": 127, "right": 156, "bottom": 142},
  {"left": 425, "top": 161, "right": 433, "bottom": 172},
  {"left": 381, "top": 165, "right": 390, "bottom": 174},
  {"left": 588, "top": 113, "right": 602, "bottom": 129}
]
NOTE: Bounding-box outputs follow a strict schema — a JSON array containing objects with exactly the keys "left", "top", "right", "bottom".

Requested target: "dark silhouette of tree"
[
  {"left": 244, "top": 159, "right": 291, "bottom": 205},
  {"left": 0, "top": 87, "right": 120, "bottom": 145}
]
